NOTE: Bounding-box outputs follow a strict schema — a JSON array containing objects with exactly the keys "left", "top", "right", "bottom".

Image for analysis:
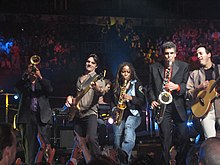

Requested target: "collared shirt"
[
  {"left": 30, "top": 83, "right": 38, "bottom": 112},
  {"left": 186, "top": 64, "right": 217, "bottom": 99},
  {"left": 127, "top": 80, "right": 140, "bottom": 116},
  {"left": 76, "top": 71, "right": 105, "bottom": 118},
  {"left": 186, "top": 63, "right": 220, "bottom": 118}
]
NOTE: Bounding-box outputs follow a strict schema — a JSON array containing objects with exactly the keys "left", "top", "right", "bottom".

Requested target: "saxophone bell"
[
  {"left": 155, "top": 60, "right": 173, "bottom": 124},
  {"left": 158, "top": 91, "right": 173, "bottom": 105},
  {"left": 116, "top": 102, "right": 127, "bottom": 110}
]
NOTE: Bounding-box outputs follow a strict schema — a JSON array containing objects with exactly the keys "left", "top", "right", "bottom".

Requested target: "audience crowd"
[
  {"left": 1, "top": 15, "right": 220, "bottom": 165},
  {"left": 0, "top": 17, "right": 220, "bottom": 76}
]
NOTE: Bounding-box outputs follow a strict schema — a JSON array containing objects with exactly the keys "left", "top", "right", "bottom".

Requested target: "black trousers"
[
  {"left": 19, "top": 111, "right": 51, "bottom": 165},
  {"left": 159, "top": 104, "right": 189, "bottom": 165},
  {"left": 74, "top": 114, "right": 101, "bottom": 155}
]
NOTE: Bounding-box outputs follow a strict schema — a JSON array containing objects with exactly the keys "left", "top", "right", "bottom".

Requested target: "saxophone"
[
  {"left": 154, "top": 60, "right": 173, "bottom": 124},
  {"left": 114, "top": 80, "right": 128, "bottom": 125}
]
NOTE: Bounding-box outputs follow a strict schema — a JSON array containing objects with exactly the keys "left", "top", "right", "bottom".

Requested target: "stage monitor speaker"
[{"left": 60, "top": 130, "right": 74, "bottom": 149}]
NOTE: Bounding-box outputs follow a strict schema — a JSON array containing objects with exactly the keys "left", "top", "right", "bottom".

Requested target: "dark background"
[{"left": 1, "top": 0, "right": 220, "bottom": 19}]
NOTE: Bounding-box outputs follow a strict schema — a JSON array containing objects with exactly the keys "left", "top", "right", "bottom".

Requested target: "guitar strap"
[
  {"left": 81, "top": 73, "right": 98, "bottom": 90},
  {"left": 209, "top": 64, "right": 220, "bottom": 93},
  {"left": 214, "top": 64, "right": 219, "bottom": 80}
]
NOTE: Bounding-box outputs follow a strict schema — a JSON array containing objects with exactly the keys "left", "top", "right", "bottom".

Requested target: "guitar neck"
[
  {"left": 75, "top": 74, "right": 100, "bottom": 104},
  {"left": 210, "top": 78, "right": 219, "bottom": 93},
  {"left": 75, "top": 86, "right": 91, "bottom": 103}
]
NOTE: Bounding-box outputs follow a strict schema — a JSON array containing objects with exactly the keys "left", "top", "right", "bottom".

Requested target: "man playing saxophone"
[
  {"left": 112, "top": 62, "right": 145, "bottom": 163},
  {"left": 148, "top": 41, "right": 190, "bottom": 165}
]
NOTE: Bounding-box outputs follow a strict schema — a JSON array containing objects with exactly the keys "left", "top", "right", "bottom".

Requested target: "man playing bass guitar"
[
  {"left": 64, "top": 54, "right": 107, "bottom": 157},
  {"left": 186, "top": 44, "right": 220, "bottom": 139}
]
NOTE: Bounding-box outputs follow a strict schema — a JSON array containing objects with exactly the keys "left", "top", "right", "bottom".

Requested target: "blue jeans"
[{"left": 113, "top": 115, "right": 141, "bottom": 161}]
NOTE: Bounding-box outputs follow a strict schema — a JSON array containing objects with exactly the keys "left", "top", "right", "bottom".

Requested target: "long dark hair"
[{"left": 113, "top": 62, "right": 139, "bottom": 93}]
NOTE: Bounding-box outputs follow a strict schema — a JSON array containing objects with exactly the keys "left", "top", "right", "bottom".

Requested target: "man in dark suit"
[
  {"left": 15, "top": 63, "right": 53, "bottom": 165},
  {"left": 148, "top": 41, "right": 190, "bottom": 165}
]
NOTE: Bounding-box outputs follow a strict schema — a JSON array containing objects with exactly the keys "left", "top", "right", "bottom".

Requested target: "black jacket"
[
  {"left": 15, "top": 78, "right": 53, "bottom": 124},
  {"left": 148, "top": 60, "right": 189, "bottom": 121},
  {"left": 113, "top": 80, "right": 146, "bottom": 117}
]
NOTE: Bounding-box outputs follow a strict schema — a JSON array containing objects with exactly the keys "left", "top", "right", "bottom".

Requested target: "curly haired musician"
[
  {"left": 15, "top": 63, "right": 54, "bottom": 165},
  {"left": 112, "top": 62, "right": 145, "bottom": 163},
  {"left": 148, "top": 41, "right": 190, "bottom": 165},
  {"left": 186, "top": 44, "right": 220, "bottom": 139},
  {"left": 65, "top": 54, "right": 106, "bottom": 157}
]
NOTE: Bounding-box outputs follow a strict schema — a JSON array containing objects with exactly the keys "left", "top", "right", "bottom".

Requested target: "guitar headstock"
[{"left": 98, "top": 70, "right": 106, "bottom": 80}]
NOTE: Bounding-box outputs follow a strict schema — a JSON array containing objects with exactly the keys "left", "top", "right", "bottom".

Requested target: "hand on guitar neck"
[{"left": 90, "top": 81, "right": 104, "bottom": 93}]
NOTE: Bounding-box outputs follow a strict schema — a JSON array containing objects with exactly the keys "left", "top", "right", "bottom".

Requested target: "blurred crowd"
[{"left": 0, "top": 16, "right": 220, "bottom": 74}]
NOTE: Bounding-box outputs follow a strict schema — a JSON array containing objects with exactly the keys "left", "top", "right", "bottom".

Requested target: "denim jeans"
[{"left": 113, "top": 115, "right": 141, "bottom": 161}]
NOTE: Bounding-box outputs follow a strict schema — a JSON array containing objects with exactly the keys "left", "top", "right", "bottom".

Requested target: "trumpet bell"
[
  {"left": 158, "top": 91, "right": 173, "bottom": 105},
  {"left": 30, "top": 55, "right": 41, "bottom": 65}
]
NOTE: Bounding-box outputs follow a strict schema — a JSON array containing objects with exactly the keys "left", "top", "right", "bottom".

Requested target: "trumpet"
[
  {"left": 22, "top": 55, "right": 41, "bottom": 81},
  {"left": 30, "top": 55, "right": 41, "bottom": 65},
  {"left": 30, "top": 55, "right": 41, "bottom": 72}
]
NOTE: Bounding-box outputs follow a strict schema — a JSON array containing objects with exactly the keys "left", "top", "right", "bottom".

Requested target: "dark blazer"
[
  {"left": 114, "top": 80, "right": 146, "bottom": 115},
  {"left": 148, "top": 60, "right": 189, "bottom": 121},
  {"left": 15, "top": 78, "right": 53, "bottom": 124}
]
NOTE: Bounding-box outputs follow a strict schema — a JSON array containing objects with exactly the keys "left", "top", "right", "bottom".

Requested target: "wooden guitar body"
[{"left": 191, "top": 80, "right": 218, "bottom": 118}]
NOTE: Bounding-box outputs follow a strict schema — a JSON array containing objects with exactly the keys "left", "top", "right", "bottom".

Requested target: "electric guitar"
[
  {"left": 191, "top": 80, "right": 219, "bottom": 118},
  {"left": 68, "top": 71, "right": 106, "bottom": 121}
]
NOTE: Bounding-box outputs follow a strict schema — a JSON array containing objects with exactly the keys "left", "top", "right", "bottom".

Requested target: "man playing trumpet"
[{"left": 15, "top": 57, "right": 54, "bottom": 165}]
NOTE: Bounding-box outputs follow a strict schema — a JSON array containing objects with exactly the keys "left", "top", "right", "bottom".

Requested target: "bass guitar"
[
  {"left": 191, "top": 79, "right": 219, "bottom": 118},
  {"left": 67, "top": 71, "right": 106, "bottom": 121}
]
